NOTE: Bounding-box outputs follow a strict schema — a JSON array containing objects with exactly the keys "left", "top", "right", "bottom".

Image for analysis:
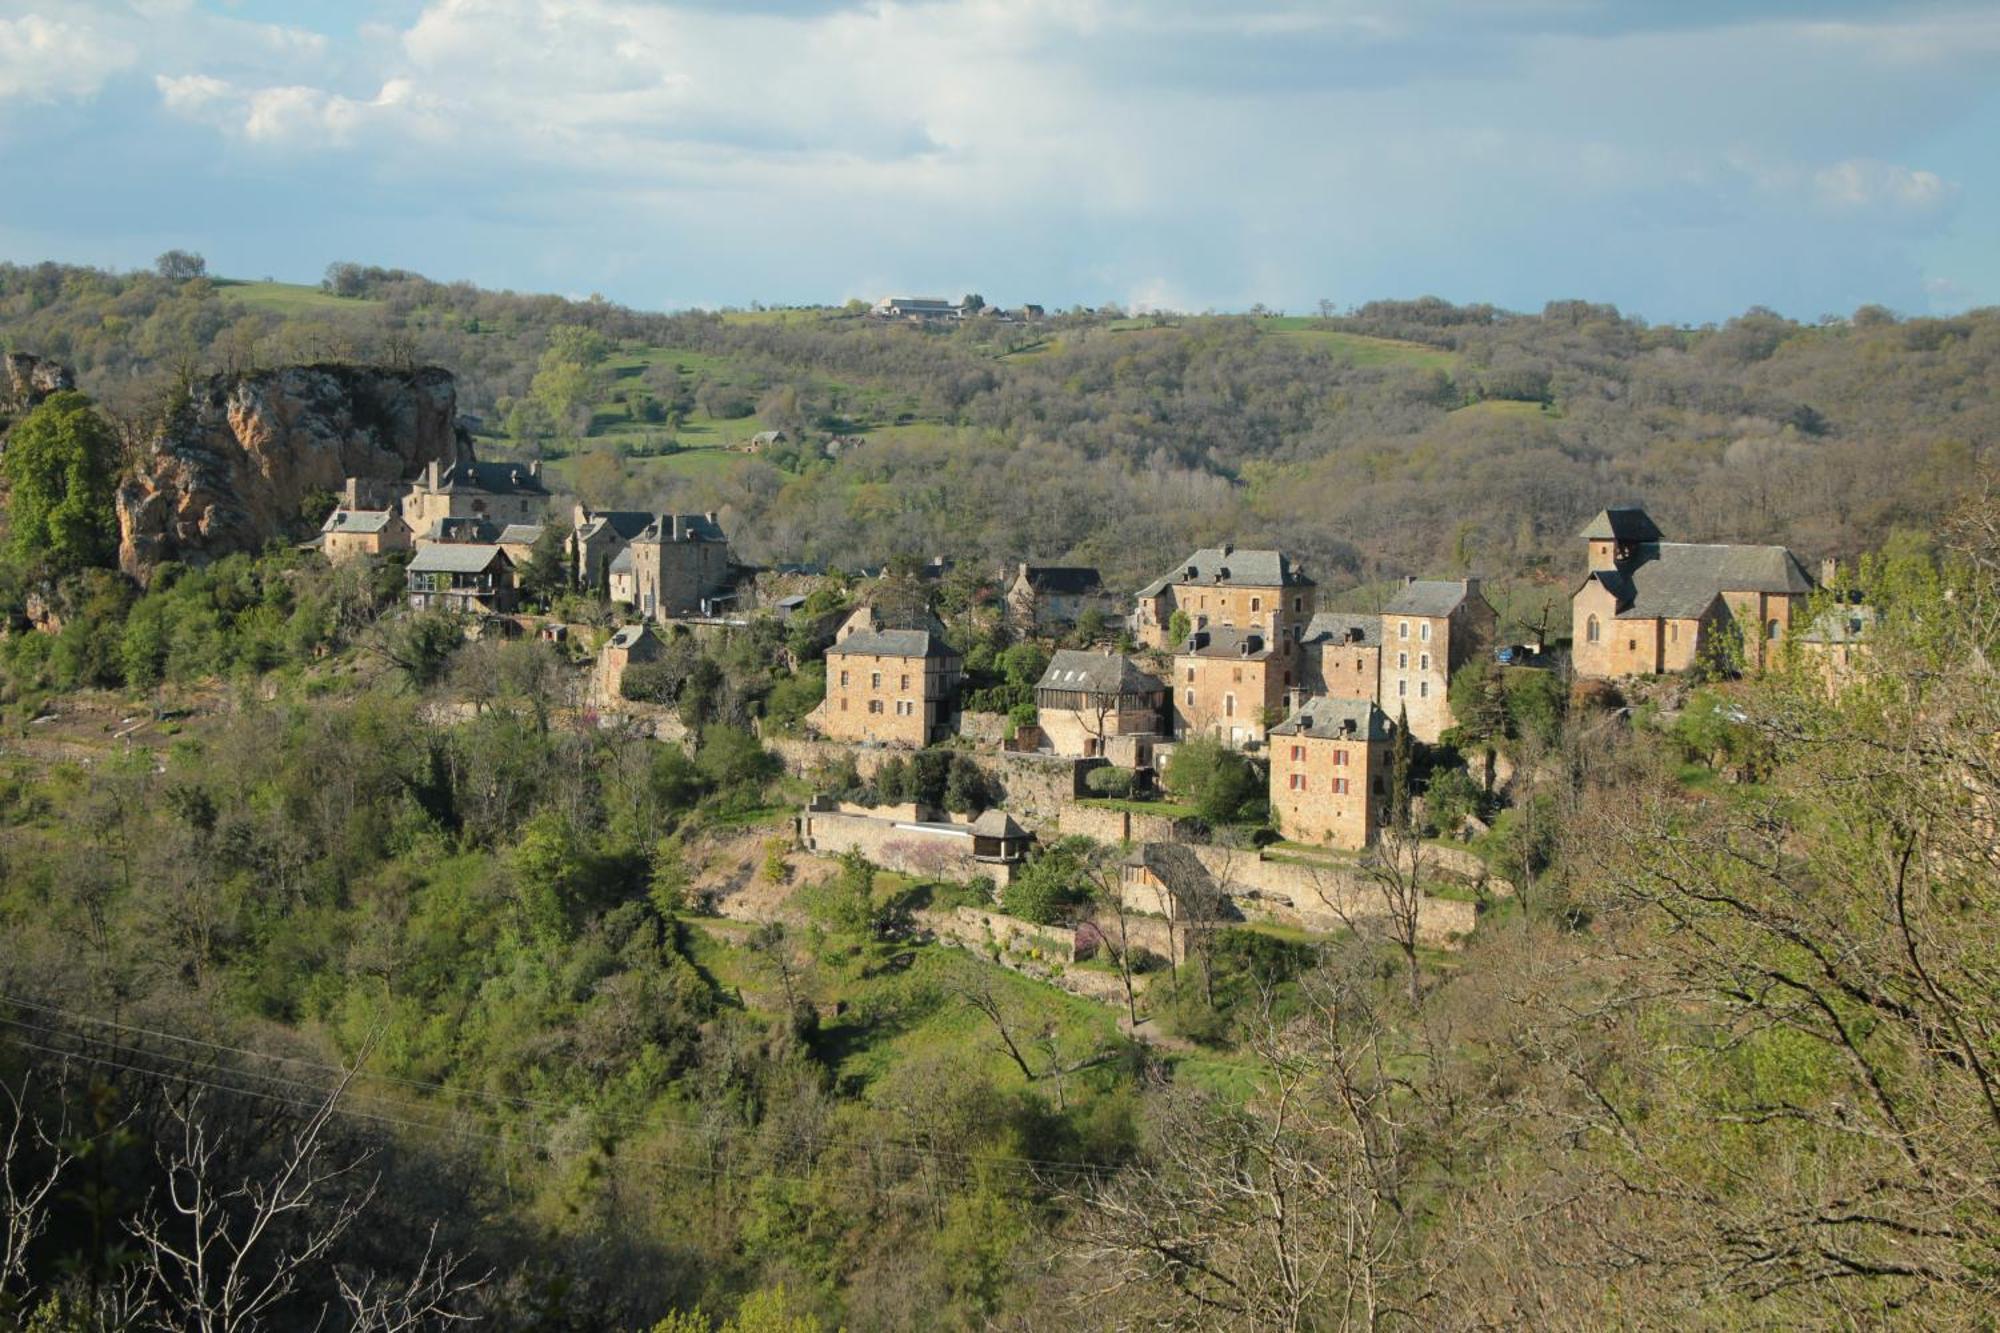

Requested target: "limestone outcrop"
[
  {"left": 115, "top": 364, "right": 472, "bottom": 578},
  {"left": 2, "top": 352, "right": 75, "bottom": 411}
]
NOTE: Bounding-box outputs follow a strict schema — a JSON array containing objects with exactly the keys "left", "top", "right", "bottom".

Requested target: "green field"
[
  {"left": 1252, "top": 318, "right": 1459, "bottom": 371},
  {"left": 213, "top": 279, "right": 383, "bottom": 316}
]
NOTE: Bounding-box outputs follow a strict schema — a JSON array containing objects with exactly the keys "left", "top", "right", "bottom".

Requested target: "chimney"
[
  {"left": 1463, "top": 576, "right": 1481, "bottom": 601},
  {"left": 572, "top": 503, "right": 587, "bottom": 528},
  {"left": 343, "top": 477, "right": 359, "bottom": 509},
  {"left": 1820, "top": 557, "right": 1838, "bottom": 587},
  {"left": 426, "top": 459, "right": 440, "bottom": 490},
  {"left": 528, "top": 459, "right": 541, "bottom": 480}
]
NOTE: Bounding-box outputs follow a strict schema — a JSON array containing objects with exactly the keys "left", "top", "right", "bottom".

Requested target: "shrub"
[{"left": 1084, "top": 766, "right": 1134, "bottom": 798}]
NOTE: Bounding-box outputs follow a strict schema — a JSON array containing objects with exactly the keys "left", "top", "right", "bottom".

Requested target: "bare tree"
[
  {"left": 958, "top": 982, "right": 1038, "bottom": 1083},
  {"left": 336, "top": 1223, "right": 482, "bottom": 1332},
  {"left": 1360, "top": 818, "right": 1429, "bottom": 1009},
  {"left": 1, "top": 1071, "right": 74, "bottom": 1312}
]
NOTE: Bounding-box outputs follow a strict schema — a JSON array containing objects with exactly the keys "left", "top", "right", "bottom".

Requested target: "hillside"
[{"left": 5, "top": 263, "right": 1993, "bottom": 588}]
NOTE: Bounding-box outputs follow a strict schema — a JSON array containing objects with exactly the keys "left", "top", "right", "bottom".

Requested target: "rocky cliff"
[
  {"left": 3, "top": 352, "right": 75, "bottom": 411},
  {"left": 115, "top": 364, "right": 472, "bottom": 578}
]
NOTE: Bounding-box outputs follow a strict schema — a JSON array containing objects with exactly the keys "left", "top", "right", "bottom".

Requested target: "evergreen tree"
[{"left": 3, "top": 390, "right": 120, "bottom": 572}]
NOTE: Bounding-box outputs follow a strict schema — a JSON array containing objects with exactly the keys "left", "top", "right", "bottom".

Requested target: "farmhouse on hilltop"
[{"left": 1571, "top": 507, "right": 1815, "bottom": 678}]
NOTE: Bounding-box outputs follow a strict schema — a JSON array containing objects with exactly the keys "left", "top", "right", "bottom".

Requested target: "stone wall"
[
  {"left": 987, "top": 751, "right": 1103, "bottom": 832},
  {"left": 1123, "top": 842, "right": 1477, "bottom": 945},
  {"left": 954, "top": 711, "right": 1009, "bottom": 745},
  {"left": 1056, "top": 802, "right": 1192, "bottom": 847},
  {"left": 797, "top": 807, "right": 1016, "bottom": 887},
  {"left": 922, "top": 906, "right": 1129, "bottom": 1006}
]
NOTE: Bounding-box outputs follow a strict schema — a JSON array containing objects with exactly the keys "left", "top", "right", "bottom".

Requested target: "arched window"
[
  {"left": 1767, "top": 619, "right": 1781, "bottom": 641},
  {"left": 1586, "top": 614, "right": 1600, "bottom": 644}
]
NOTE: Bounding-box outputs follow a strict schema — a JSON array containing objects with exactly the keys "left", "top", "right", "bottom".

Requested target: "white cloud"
[
  {"left": 0, "top": 13, "right": 137, "bottom": 101},
  {"left": 1812, "top": 159, "right": 1956, "bottom": 216}
]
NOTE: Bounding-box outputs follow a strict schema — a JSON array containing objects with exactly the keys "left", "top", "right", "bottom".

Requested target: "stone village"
[{"left": 314, "top": 450, "right": 1854, "bottom": 1008}]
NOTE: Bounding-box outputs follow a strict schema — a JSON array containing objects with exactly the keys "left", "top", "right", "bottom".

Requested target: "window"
[
  {"left": 868, "top": 699, "right": 883, "bottom": 714},
  {"left": 1290, "top": 745, "right": 1305, "bottom": 761},
  {"left": 1251, "top": 596, "right": 1262, "bottom": 612},
  {"left": 1289, "top": 773, "right": 1306, "bottom": 791},
  {"left": 840, "top": 699, "right": 848, "bottom": 711},
  {"left": 896, "top": 700, "right": 914, "bottom": 716},
  {"left": 870, "top": 671, "right": 881, "bottom": 688},
  {"left": 1398, "top": 680, "right": 1407, "bottom": 697},
  {"left": 1293, "top": 597, "right": 1303, "bottom": 613},
  {"left": 1399, "top": 621, "right": 1409, "bottom": 640},
  {"left": 1333, "top": 749, "right": 1348, "bottom": 766},
  {"left": 1420, "top": 654, "right": 1430, "bottom": 671},
  {"left": 1184, "top": 688, "right": 1194, "bottom": 707},
  {"left": 1356, "top": 659, "right": 1365, "bottom": 672},
  {"left": 900, "top": 674, "right": 910, "bottom": 690},
  {"left": 1185, "top": 667, "right": 1195, "bottom": 683},
  {"left": 1232, "top": 667, "right": 1243, "bottom": 683},
  {"left": 1586, "top": 614, "right": 1600, "bottom": 644},
  {"left": 839, "top": 670, "right": 849, "bottom": 687},
  {"left": 1398, "top": 652, "right": 1408, "bottom": 669},
  {"left": 1224, "top": 694, "right": 1236, "bottom": 717},
  {"left": 1669, "top": 622, "right": 1679, "bottom": 644},
  {"left": 1767, "top": 619, "right": 1781, "bottom": 641},
  {"left": 1420, "top": 681, "right": 1430, "bottom": 698},
  {"left": 1420, "top": 622, "right": 1431, "bottom": 642},
  {"left": 1333, "top": 778, "right": 1350, "bottom": 795}
]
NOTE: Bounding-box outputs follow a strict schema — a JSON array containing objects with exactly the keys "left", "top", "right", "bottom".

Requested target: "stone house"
[
  {"left": 618, "top": 513, "right": 732, "bottom": 622},
  {"left": 1268, "top": 697, "right": 1394, "bottom": 850},
  {"left": 812, "top": 611, "right": 963, "bottom": 747},
  {"left": 1571, "top": 507, "right": 1816, "bottom": 679},
  {"left": 1134, "top": 546, "right": 1317, "bottom": 652},
  {"left": 1793, "top": 601, "right": 1879, "bottom": 693},
  {"left": 1005, "top": 564, "right": 1118, "bottom": 634},
  {"left": 319, "top": 507, "right": 411, "bottom": 564},
  {"left": 1033, "top": 650, "right": 1167, "bottom": 759},
  {"left": 595, "top": 623, "right": 663, "bottom": 702},
  {"left": 1303, "top": 611, "right": 1383, "bottom": 702},
  {"left": 406, "top": 543, "right": 517, "bottom": 615},
  {"left": 1379, "top": 578, "right": 1496, "bottom": 742},
  {"left": 496, "top": 524, "right": 544, "bottom": 572},
  {"left": 1172, "top": 625, "right": 1293, "bottom": 749},
  {"left": 570, "top": 509, "right": 656, "bottom": 594},
  {"left": 400, "top": 458, "right": 550, "bottom": 533}
]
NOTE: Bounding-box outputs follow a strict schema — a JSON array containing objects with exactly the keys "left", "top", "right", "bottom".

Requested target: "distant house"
[
  {"left": 811, "top": 608, "right": 963, "bottom": 747},
  {"left": 495, "top": 523, "right": 545, "bottom": 571},
  {"left": 613, "top": 512, "right": 733, "bottom": 622},
  {"left": 1302, "top": 612, "right": 1382, "bottom": 703},
  {"left": 1018, "top": 305, "right": 1045, "bottom": 321},
  {"left": 1172, "top": 625, "right": 1293, "bottom": 750},
  {"left": 1005, "top": 564, "right": 1118, "bottom": 634},
  {"left": 1134, "top": 546, "right": 1316, "bottom": 652},
  {"left": 1571, "top": 507, "right": 1816, "bottom": 678},
  {"left": 607, "top": 547, "right": 637, "bottom": 605},
  {"left": 401, "top": 459, "right": 551, "bottom": 533},
  {"left": 869, "top": 296, "right": 962, "bottom": 323},
  {"left": 1793, "top": 600, "right": 1880, "bottom": 693},
  {"left": 1034, "top": 650, "right": 1167, "bottom": 760},
  {"left": 1268, "top": 697, "right": 1394, "bottom": 850},
  {"left": 406, "top": 544, "right": 517, "bottom": 615},
  {"left": 744, "top": 429, "right": 787, "bottom": 454},
  {"left": 319, "top": 507, "right": 411, "bottom": 564}
]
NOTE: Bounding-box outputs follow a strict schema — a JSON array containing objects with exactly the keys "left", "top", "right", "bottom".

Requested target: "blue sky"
[{"left": 1, "top": 0, "right": 1996, "bottom": 323}]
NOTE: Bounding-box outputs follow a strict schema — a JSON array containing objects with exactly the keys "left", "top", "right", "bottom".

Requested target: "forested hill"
[{"left": 4, "top": 261, "right": 1994, "bottom": 587}]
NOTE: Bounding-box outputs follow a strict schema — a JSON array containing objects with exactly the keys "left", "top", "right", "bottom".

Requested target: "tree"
[
  {"left": 381, "top": 611, "right": 463, "bottom": 688},
  {"left": 1162, "top": 736, "right": 1260, "bottom": 825},
  {"left": 154, "top": 250, "right": 207, "bottom": 282},
  {"left": 517, "top": 523, "right": 570, "bottom": 606},
  {"left": 3, "top": 391, "right": 120, "bottom": 572},
  {"left": 1003, "top": 836, "right": 1095, "bottom": 925}
]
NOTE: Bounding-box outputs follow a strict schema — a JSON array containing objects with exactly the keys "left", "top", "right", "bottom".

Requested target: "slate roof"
[
  {"left": 636, "top": 513, "right": 728, "bottom": 544},
  {"left": 1016, "top": 565, "right": 1104, "bottom": 596},
  {"left": 576, "top": 510, "right": 654, "bottom": 543},
  {"left": 969, "top": 809, "right": 1029, "bottom": 839},
  {"left": 321, "top": 508, "right": 398, "bottom": 535},
  {"left": 1270, "top": 696, "right": 1393, "bottom": 740},
  {"left": 1036, "top": 650, "right": 1164, "bottom": 697},
  {"left": 427, "top": 460, "right": 549, "bottom": 495},
  {"left": 408, "top": 543, "right": 510, "bottom": 574},
  {"left": 496, "top": 523, "right": 545, "bottom": 547},
  {"left": 1580, "top": 507, "right": 1665, "bottom": 542},
  {"left": 1302, "top": 611, "right": 1380, "bottom": 645},
  {"left": 1151, "top": 547, "right": 1313, "bottom": 591},
  {"left": 1177, "top": 626, "right": 1278, "bottom": 660},
  {"left": 607, "top": 624, "right": 658, "bottom": 649},
  {"left": 1592, "top": 542, "right": 1816, "bottom": 620},
  {"left": 826, "top": 628, "right": 959, "bottom": 660},
  {"left": 1384, "top": 579, "right": 1483, "bottom": 618},
  {"left": 422, "top": 516, "right": 498, "bottom": 543},
  {"left": 608, "top": 547, "right": 635, "bottom": 575}
]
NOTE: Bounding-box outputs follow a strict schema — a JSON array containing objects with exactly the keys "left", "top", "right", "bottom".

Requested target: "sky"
[{"left": 1, "top": 0, "right": 1997, "bottom": 323}]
